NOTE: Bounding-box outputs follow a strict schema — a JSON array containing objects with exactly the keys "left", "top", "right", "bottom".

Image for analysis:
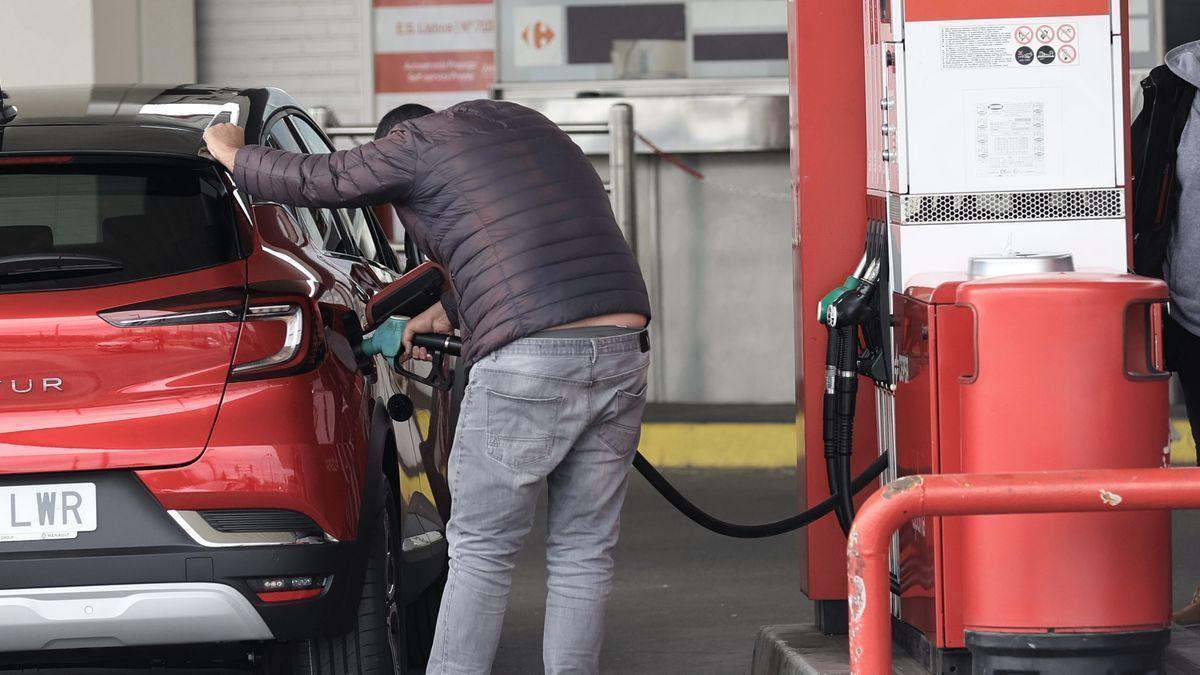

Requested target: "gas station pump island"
[{"left": 789, "top": 0, "right": 1199, "bottom": 672}]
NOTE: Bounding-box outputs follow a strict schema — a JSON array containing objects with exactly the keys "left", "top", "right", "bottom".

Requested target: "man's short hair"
[{"left": 375, "top": 103, "right": 435, "bottom": 139}]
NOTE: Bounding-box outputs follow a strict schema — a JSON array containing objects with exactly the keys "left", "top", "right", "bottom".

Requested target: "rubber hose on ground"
[{"left": 631, "top": 451, "right": 889, "bottom": 539}]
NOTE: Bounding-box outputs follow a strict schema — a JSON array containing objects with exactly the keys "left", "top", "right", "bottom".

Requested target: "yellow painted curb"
[
  {"left": 637, "top": 421, "right": 801, "bottom": 469},
  {"left": 1173, "top": 418, "right": 1196, "bottom": 467},
  {"left": 634, "top": 418, "right": 1197, "bottom": 469}
]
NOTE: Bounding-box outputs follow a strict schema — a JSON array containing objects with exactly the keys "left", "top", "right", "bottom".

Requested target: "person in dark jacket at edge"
[
  {"left": 204, "top": 100, "right": 652, "bottom": 674},
  {"left": 1132, "top": 40, "right": 1200, "bottom": 624}
]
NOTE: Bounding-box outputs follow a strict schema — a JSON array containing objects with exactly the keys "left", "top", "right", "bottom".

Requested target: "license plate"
[{"left": 0, "top": 483, "right": 97, "bottom": 542}]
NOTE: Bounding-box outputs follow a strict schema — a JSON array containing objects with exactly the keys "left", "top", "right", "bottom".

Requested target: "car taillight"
[
  {"left": 99, "top": 287, "right": 245, "bottom": 328},
  {"left": 99, "top": 289, "right": 326, "bottom": 380},
  {"left": 229, "top": 298, "right": 325, "bottom": 381},
  {"left": 0, "top": 155, "right": 75, "bottom": 166}
]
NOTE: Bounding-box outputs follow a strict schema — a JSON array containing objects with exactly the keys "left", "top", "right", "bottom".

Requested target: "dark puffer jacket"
[{"left": 234, "top": 100, "right": 651, "bottom": 365}]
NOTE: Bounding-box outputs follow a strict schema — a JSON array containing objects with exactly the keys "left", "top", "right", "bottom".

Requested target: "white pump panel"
[
  {"left": 866, "top": 0, "right": 1130, "bottom": 291},
  {"left": 904, "top": 15, "right": 1118, "bottom": 193}
]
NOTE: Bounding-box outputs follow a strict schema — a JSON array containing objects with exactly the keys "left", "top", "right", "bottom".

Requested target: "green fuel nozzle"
[
  {"left": 358, "top": 316, "right": 409, "bottom": 359},
  {"left": 818, "top": 252, "right": 883, "bottom": 328},
  {"left": 817, "top": 276, "right": 862, "bottom": 325}
]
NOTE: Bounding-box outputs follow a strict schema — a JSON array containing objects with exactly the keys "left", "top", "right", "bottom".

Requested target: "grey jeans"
[{"left": 426, "top": 332, "right": 650, "bottom": 675}]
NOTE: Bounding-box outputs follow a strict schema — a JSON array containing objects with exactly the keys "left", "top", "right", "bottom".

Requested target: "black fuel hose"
[
  {"left": 632, "top": 451, "right": 889, "bottom": 539},
  {"left": 823, "top": 326, "right": 850, "bottom": 535},
  {"left": 635, "top": 451, "right": 904, "bottom": 596},
  {"left": 833, "top": 324, "right": 860, "bottom": 535}
]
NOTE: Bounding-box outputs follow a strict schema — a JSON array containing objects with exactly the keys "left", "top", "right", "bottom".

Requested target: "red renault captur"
[{"left": 0, "top": 85, "right": 460, "bottom": 674}]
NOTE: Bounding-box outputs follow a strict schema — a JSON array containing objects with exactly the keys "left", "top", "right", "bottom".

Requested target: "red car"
[{"left": 0, "top": 84, "right": 458, "bottom": 674}]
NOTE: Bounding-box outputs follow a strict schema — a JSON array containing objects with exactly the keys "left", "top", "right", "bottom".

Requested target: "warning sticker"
[
  {"left": 941, "top": 23, "right": 1079, "bottom": 69},
  {"left": 941, "top": 25, "right": 1012, "bottom": 69},
  {"left": 974, "top": 102, "right": 1046, "bottom": 178}
]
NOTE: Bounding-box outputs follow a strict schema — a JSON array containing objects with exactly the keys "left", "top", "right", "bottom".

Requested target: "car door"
[
  {"left": 392, "top": 231, "right": 460, "bottom": 525},
  {"left": 278, "top": 113, "right": 452, "bottom": 527}
]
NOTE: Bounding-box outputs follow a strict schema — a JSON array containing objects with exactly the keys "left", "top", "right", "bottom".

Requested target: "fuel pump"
[
  {"left": 790, "top": 0, "right": 1173, "bottom": 672},
  {"left": 817, "top": 243, "right": 887, "bottom": 535}
]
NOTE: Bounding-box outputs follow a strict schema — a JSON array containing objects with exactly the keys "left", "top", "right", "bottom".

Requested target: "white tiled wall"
[{"left": 195, "top": 0, "right": 374, "bottom": 124}]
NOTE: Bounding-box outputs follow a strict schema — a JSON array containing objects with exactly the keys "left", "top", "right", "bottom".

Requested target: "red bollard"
[{"left": 846, "top": 468, "right": 1200, "bottom": 675}]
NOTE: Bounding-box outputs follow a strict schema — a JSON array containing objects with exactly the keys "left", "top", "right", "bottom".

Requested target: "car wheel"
[{"left": 289, "top": 475, "right": 406, "bottom": 674}]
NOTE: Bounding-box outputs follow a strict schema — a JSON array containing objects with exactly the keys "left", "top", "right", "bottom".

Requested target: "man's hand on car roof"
[{"left": 203, "top": 123, "right": 245, "bottom": 172}]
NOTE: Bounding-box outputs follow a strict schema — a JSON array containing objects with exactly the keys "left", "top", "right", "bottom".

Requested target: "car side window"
[
  {"left": 286, "top": 116, "right": 395, "bottom": 267},
  {"left": 340, "top": 206, "right": 397, "bottom": 270},
  {"left": 268, "top": 117, "right": 353, "bottom": 256},
  {"left": 404, "top": 232, "right": 425, "bottom": 272},
  {"left": 262, "top": 129, "right": 322, "bottom": 245},
  {"left": 368, "top": 212, "right": 403, "bottom": 272},
  {"left": 264, "top": 120, "right": 345, "bottom": 253}
]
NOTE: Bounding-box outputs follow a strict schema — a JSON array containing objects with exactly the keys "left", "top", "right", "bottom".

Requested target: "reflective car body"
[{"left": 0, "top": 84, "right": 453, "bottom": 664}]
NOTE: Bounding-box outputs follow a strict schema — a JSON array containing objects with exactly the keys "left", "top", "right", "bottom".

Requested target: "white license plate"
[{"left": 0, "top": 483, "right": 97, "bottom": 542}]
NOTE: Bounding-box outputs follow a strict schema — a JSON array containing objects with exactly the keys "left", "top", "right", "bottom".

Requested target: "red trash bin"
[{"left": 955, "top": 272, "right": 1172, "bottom": 673}]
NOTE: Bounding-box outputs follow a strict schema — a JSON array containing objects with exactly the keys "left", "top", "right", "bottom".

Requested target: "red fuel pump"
[{"left": 789, "top": 0, "right": 1174, "bottom": 671}]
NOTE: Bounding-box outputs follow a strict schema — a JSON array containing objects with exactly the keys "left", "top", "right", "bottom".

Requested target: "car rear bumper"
[
  {"left": 0, "top": 582, "right": 273, "bottom": 651},
  {"left": 0, "top": 471, "right": 369, "bottom": 646},
  {"left": 0, "top": 538, "right": 365, "bottom": 644}
]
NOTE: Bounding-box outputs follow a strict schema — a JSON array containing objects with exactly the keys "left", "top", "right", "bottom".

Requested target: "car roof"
[{"left": 0, "top": 84, "right": 304, "bottom": 156}]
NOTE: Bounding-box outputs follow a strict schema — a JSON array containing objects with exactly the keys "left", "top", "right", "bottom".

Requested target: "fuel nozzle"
[
  {"left": 818, "top": 254, "right": 881, "bottom": 326},
  {"left": 818, "top": 252, "right": 882, "bottom": 535},
  {"left": 355, "top": 317, "right": 409, "bottom": 360},
  {"left": 826, "top": 258, "right": 880, "bottom": 330},
  {"left": 817, "top": 254, "right": 868, "bottom": 326}
]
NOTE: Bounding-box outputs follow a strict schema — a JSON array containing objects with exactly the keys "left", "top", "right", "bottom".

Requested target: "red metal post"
[
  {"left": 847, "top": 468, "right": 1200, "bottom": 674},
  {"left": 788, "top": 0, "right": 877, "bottom": 600}
]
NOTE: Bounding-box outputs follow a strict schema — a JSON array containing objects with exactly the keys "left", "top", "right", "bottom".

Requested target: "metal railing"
[
  {"left": 311, "top": 104, "right": 638, "bottom": 254},
  {"left": 848, "top": 467, "right": 1200, "bottom": 674}
]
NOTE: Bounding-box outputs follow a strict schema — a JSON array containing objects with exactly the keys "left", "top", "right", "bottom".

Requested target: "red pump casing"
[
  {"left": 957, "top": 273, "right": 1171, "bottom": 634},
  {"left": 893, "top": 272, "right": 1171, "bottom": 648}
]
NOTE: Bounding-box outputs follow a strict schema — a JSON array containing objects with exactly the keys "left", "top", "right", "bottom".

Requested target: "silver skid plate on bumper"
[{"left": 0, "top": 582, "right": 273, "bottom": 651}]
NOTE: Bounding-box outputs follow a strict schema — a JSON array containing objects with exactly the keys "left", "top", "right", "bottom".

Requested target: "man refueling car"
[{"left": 205, "top": 100, "right": 651, "bottom": 675}]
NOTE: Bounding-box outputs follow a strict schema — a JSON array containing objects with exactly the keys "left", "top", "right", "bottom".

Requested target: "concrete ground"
[
  {"left": 1175, "top": 510, "right": 1200, "bottom": 610},
  {"left": 495, "top": 468, "right": 1200, "bottom": 674},
  {"left": 493, "top": 467, "right": 809, "bottom": 674}
]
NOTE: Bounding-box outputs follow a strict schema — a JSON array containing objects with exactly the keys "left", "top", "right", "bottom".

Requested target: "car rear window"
[{"left": 0, "top": 158, "right": 238, "bottom": 292}]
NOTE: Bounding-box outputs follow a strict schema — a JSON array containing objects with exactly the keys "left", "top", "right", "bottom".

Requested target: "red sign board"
[
  {"left": 373, "top": 0, "right": 495, "bottom": 110},
  {"left": 375, "top": 51, "right": 495, "bottom": 93},
  {"left": 905, "top": 0, "right": 1109, "bottom": 22}
]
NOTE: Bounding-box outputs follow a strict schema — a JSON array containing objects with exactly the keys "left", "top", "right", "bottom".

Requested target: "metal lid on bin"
[{"left": 968, "top": 253, "right": 1075, "bottom": 279}]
